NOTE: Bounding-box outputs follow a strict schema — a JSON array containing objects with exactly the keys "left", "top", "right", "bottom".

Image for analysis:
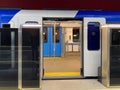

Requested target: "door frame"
[
  {"left": 18, "top": 23, "right": 42, "bottom": 90},
  {"left": 42, "top": 18, "right": 82, "bottom": 79}
]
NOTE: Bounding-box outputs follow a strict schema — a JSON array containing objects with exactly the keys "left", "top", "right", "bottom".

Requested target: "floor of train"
[{"left": 43, "top": 52, "right": 81, "bottom": 77}]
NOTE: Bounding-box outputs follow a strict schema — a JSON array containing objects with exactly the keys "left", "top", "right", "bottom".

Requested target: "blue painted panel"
[
  {"left": 43, "top": 27, "right": 52, "bottom": 57},
  {"left": 88, "top": 22, "right": 100, "bottom": 50},
  {"left": 43, "top": 43, "right": 50, "bottom": 57},
  {"left": 0, "top": 9, "right": 20, "bottom": 28},
  {"left": 75, "top": 10, "right": 120, "bottom": 23},
  {"left": 51, "top": 27, "right": 62, "bottom": 57}
]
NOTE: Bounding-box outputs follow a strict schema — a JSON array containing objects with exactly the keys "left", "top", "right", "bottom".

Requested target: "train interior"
[{"left": 42, "top": 18, "right": 83, "bottom": 78}]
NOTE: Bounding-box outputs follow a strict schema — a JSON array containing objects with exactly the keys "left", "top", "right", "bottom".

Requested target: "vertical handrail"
[
  {"left": 40, "top": 26, "right": 43, "bottom": 89},
  {"left": 11, "top": 32, "right": 15, "bottom": 68},
  {"left": 53, "top": 23, "right": 56, "bottom": 60},
  {"left": 18, "top": 26, "right": 22, "bottom": 90}
]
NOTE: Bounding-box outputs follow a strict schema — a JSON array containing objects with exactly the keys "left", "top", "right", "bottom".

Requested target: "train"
[{"left": 0, "top": 8, "right": 120, "bottom": 89}]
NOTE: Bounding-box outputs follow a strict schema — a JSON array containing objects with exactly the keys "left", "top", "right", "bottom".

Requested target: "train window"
[
  {"left": 73, "top": 28, "right": 80, "bottom": 42},
  {"left": 43, "top": 27, "right": 47, "bottom": 43},
  {"left": 88, "top": 22, "right": 100, "bottom": 50},
  {"left": 53, "top": 27, "right": 60, "bottom": 43}
]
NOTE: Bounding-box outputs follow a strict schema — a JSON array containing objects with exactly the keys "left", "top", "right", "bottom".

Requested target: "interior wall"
[{"left": 60, "top": 22, "right": 81, "bottom": 52}]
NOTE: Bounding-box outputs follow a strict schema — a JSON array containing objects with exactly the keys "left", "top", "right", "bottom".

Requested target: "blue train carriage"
[{"left": 0, "top": 8, "right": 120, "bottom": 89}]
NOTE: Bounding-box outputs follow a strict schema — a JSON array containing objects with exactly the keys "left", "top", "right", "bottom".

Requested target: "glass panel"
[
  {"left": 110, "top": 29, "right": 120, "bottom": 86},
  {"left": 73, "top": 28, "right": 80, "bottom": 42},
  {"left": 43, "top": 27, "right": 47, "bottom": 43},
  {"left": 88, "top": 22, "right": 100, "bottom": 50},
  {"left": 53, "top": 27, "right": 60, "bottom": 43},
  {"left": 111, "top": 29, "right": 120, "bottom": 45},
  {"left": 22, "top": 28, "right": 40, "bottom": 88},
  {"left": 0, "top": 29, "right": 18, "bottom": 89}
]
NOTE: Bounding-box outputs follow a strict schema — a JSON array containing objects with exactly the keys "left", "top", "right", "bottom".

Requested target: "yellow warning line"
[{"left": 44, "top": 72, "right": 80, "bottom": 76}]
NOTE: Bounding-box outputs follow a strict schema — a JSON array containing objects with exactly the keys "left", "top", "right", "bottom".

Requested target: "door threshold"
[
  {"left": 43, "top": 75, "right": 84, "bottom": 80},
  {"left": 21, "top": 88, "right": 41, "bottom": 90}
]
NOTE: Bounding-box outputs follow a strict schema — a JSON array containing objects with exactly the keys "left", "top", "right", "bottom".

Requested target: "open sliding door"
[{"left": 83, "top": 18, "right": 105, "bottom": 77}]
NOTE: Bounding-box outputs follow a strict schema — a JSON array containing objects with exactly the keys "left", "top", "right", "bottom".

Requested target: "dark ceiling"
[{"left": 0, "top": 0, "right": 120, "bottom": 10}]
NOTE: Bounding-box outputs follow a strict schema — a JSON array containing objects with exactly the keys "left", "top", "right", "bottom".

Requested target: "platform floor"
[
  {"left": 42, "top": 79, "right": 119, "bottom": 90},
  {"left": 0, "top": 79, "right": 119, "bottom": 90}
]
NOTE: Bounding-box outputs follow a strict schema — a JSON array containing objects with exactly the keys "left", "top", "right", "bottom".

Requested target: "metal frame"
[
  {"left": 79, "top": 25, "right": 83, "bottom": 74},
  {"left": 11, "top": 31, "right": 15, "bottom": 69},
  {"left": 108, "top": 27, "right": 110, "bottom": 87},
  {"left": 101, "top": 24, "right": 120, "bottom": 87},
  {"left": 101, "top": 25, "right": 110, "bottom": 87},
  {"left": 18, "top": 26, "right": 22, "bottom": 90},
  {"left": 18, "top": 23, "right": 42, "bottom": 90}
]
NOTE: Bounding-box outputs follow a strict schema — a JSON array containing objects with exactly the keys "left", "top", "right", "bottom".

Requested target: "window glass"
[
  {"left": 53, "top": 27, "right": 60, "bottom": 43},
  {"left": 22, "top": 28, "right": 39, "bottom": 88},
  {"left": 43, "top": 27, "right": 47, "bottom": 43},
  {"left": 88, "top": 22, "right": 100, "bottom": 50},
  {"left": 73, "top": 28, "right": 80, "bottom": 42},
  {"left": 111, "top": 29, "right": 120, "bottom": 45}
]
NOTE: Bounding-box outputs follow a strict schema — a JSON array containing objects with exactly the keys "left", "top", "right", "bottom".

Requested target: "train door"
[
  {"left": 83, "top": 18, "right": 105, "bottom": 77},
  {"left": 0, "top": 28, "right": 18, "bottom": 90},
  {"left": 19, "top": 23, "right": 42, "bottom": 90},
  {"left": 43, "top": 19, "right": 81, "bottom": 78},
  {"left": 43, "top": 26, "right": 62, "bottom": 57}
]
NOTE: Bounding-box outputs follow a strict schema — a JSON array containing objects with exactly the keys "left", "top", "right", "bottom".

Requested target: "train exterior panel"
[{"left": 0, "top": 9, "right": 120, "bottom": 79}]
